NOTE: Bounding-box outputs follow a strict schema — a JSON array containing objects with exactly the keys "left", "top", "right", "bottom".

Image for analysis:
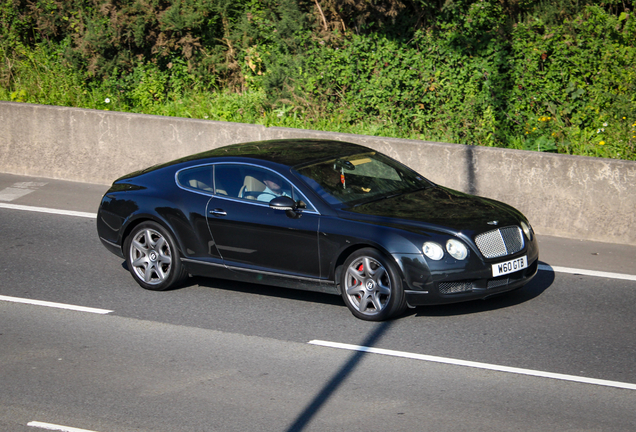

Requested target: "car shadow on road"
[
  {"left": 188, "top": 275, "right": 347, "bottom": 306},
  {"left": 407, "top": 262, "right": 555, "bottom": 318}
]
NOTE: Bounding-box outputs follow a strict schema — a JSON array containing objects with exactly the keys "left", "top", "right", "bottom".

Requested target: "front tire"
[
  {"left": 124, "top": 221, "right": 188, "bottom": 291},
  {"left": 340, "top": 248, "right": 407, "bottom": 321}
]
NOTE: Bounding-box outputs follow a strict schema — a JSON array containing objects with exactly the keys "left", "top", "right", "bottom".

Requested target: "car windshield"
[{"left": 295, "top": 152, "right": 433, "bottom": 207}]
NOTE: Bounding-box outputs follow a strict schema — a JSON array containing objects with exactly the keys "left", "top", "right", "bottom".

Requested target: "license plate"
[{"left": 492, "top": 256, "right": 528, "bottom": 277}]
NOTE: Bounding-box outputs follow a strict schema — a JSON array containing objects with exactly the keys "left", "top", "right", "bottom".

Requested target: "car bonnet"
[{"left": 340, "top": 186, "right": 523, "bottom": 234}]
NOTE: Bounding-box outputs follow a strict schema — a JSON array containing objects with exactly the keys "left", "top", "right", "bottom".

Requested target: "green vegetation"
[{"left": 1, "top": 0, "right": 635, "bottom": 159}]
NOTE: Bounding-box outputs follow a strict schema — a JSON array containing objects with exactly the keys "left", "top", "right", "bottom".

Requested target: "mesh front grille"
[
  {"left": 439, "top": 281, "right": 473, "bottom": 294},
  {"left": 475, "top": 226, "right": 524, "bottom": 259},
  {"left": 487, "top": 278, "right": 509, "bottom": 289}
]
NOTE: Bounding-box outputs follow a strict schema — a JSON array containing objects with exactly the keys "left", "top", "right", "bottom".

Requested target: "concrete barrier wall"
[{"left": 2, "top": 101, "right": 635, "bottom": 245}]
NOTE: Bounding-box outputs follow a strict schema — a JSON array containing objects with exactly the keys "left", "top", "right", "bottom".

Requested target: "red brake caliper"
[{"left": 356, "top": 263, "right": 364, "bottom": 299}]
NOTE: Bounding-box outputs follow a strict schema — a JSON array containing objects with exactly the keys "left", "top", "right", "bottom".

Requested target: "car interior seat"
[
  {"left": 188, "top": 179, "right": 213, "bottom": 192},
  {"left": 214, "top": 180, "right": 228, "bottom": 196},
  {"left": 239, "top": 175, "right": 266, "bottom": 200}
]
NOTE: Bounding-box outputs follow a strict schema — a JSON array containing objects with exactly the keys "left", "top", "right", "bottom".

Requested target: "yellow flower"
[{"left": 599, "top": 141, "right": 605, "bottom": 145}]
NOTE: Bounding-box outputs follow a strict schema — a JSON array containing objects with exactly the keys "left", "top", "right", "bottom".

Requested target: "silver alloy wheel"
[
  {"left": 129, "top": 227, "right": 173, "bottom": 285},
  {"left": 344, "top": 256, "right": 392, "bottom": 316}
]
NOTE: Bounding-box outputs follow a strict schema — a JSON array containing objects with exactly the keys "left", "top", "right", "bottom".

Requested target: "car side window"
[
  {"left": 213, "top": 164, "right": 315, "bottom": 210},
  {"left": 177, "top": 166, "right": 214, "bottom": 192},
  {"left": 213, "top": 164, "right": 244, "bottom": 197},
  {"left": 238, "top": 166, "right": 292, "bottom": 202}
]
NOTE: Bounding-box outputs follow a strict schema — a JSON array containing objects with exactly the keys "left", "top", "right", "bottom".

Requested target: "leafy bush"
[
  {"left": 507, "top": 4, "right": 636, "bottom": 158},
  {"left": 1, "top": 0, "right": 634, "bottom": 159}
]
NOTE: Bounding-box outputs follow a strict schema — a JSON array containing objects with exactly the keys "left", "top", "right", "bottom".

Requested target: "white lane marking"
[
  {"left": 308, "top": 340, "right": 636, "bottom": 391},
  {"left": 13, "top": 182, "right": 49, "bottom": 188},
  {"left": 0, "top": 187, "right": 37, "bottom": 201},
  {"left": 0, "top": 182, "right": 48, "bottom": 201},
  {"left": 27, "top": 421, "right": 99, "bottom": 432},
  {"left": 0, "top": 203, "right": 96, "bottom": 218},
  {"left": 0, "top": 295, "right": 112, "bottom": 314},
  {"left": 539, "top": 263, "right": 636, "bottom": 282}
]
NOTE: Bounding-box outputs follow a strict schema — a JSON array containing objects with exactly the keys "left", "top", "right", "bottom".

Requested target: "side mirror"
[
  {"left": 269, "top": 196, "right": 297, "bottom": 211},
  {"left": 269, "top": 196, "right": 302, "bottom": 219}
]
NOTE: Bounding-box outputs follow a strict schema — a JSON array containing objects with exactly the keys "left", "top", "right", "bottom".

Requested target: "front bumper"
[
  {"left": 404, "top": 258, "right": 538, "bottom": 306},
  {"left": 394, "top": 247, "right": 540, "bottom": 307}
]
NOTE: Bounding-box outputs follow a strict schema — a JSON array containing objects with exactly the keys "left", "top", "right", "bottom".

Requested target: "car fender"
[
  {"left": 319, "top": 215, "right": 423, "bottom": 283},
  {"left": 118, "top": 210, "right": 186, "bottom": 255}
]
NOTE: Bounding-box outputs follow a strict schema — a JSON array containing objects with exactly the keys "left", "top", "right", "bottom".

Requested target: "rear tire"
[
  {"left": 340, "top": 248, "right": 407, "bottom": 321},
  {"left": 124, "top": 221, "right": 188, "bottom": 291}
]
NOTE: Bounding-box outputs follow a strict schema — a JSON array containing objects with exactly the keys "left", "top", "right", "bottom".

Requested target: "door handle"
[{"left": 209, "top": 208, "right": 227, "bottom": 217}]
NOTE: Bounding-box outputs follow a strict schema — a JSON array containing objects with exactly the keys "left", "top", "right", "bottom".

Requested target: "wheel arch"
[
  {"left": 120, "top": 213, "right": 186, "bottom": 257},
  {"left": 332, "top": 243, "right": 406, "bottom": 292}
]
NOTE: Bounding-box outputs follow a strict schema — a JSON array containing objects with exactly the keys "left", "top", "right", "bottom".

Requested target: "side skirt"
[{"left": 181, "top": 258, "right": 339, "bottom": 295}]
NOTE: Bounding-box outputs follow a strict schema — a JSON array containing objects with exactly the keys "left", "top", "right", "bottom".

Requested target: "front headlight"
[
  {"left": 520, "top": 221, "right": 533, "bottom": 241},
  {"left": 422, "top": 242, "right": 444, "bottom": 260},
  {"left": 446, "top": 239, "right": 468, "bottom": 260}
]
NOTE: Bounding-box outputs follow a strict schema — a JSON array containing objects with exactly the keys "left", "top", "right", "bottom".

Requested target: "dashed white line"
[
  {"left": 308, "top": 340, "right": 636, "bottom": 391},
  {"left": 0, "top": 295, "right": 112, "bottom": 314},
  {"left": 0, "top": 202, "right": 96, "bottom": 218},
  {"left": 27, "top": 421, "right": 99, "bottom": 432}
]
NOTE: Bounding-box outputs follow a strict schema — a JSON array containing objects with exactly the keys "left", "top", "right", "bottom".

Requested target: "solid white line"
[
  {"left": 0, "top": 202, "right": 96, "bottom": 218},
  {"left": 538, "top": 263, "right": 636, "bottom": 282},
  {"left": 27, "top": 421, "right": 99, "bottom": 432},
  {"left": 308, "top": 340, "right": 636, "bottom": 391},
  {"left": 0, "top": 295, "right": 112, "bottom": 314}
]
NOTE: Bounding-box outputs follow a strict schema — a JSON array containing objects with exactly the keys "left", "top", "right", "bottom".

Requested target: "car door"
[{"left": 206, "top": 163, "right": 321, "bottom": 279}]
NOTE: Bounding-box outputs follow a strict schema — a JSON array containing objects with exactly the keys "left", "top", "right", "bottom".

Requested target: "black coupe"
[{"left": 97, "top": 139, "right": 539, "bottom": 320}]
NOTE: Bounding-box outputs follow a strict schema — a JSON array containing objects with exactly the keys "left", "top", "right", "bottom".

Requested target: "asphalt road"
[{"left": 1, "top": 173, "right": 635, "bottom": 432}]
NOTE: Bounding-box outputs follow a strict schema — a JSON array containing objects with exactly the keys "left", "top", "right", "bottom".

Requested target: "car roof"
[
  {"left": 116, "top": 139, "right": 373, "bottom": 182},
  {"left": 171, "top": 139, "right": 371, "bottom": 168}
]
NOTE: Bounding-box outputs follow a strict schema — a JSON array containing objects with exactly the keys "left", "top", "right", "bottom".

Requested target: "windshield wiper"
[
  {"left": 351, "top": 192, "right": 403, "bottom": 207},
  {"left": 351, "top": 185, "right": 431, "bottom": 207}
]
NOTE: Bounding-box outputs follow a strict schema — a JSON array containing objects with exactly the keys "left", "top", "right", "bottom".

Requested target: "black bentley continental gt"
[{"left": 97, "top": 139, "right": 539, "bottom": 320}]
